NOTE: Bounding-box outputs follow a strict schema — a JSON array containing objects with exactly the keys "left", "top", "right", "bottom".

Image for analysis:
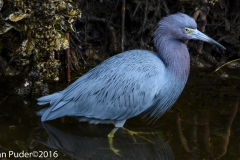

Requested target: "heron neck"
[{"left": 156, "top": 38, "right": 190, "bottom": 80}]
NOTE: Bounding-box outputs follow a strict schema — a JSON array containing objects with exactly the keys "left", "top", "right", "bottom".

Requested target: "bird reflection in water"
[{"left": 31, "top": 123, "right": 174, "bottom": 159}]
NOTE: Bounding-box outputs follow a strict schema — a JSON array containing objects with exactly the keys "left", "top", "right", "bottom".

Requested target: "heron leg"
[
  {"left": 107, "top": 126, "right": 156, "bottom": 156},
  {"left": 107, "top": 120, "right": 126, "bottom": 155},
  {"left": 108, "top": 128, "right": 121, "bottom": 156}
]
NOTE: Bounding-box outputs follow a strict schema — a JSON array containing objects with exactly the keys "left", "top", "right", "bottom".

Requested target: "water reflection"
[
  {"left": 32, "top": 122, "right": 174, "bottom": 159},
  {"left": 162, "top": 68, "right": 240, "bottom": 159},
  {"left": 0, "top": 68, "right": 240, "bottom": 159}
]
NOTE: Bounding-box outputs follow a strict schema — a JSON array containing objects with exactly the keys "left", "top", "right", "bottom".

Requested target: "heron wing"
[{"left": 41, "top": 50, "right": 166, "bottom": 121}]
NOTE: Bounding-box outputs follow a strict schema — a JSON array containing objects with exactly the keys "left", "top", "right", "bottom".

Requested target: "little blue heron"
[{"left": 37, "top": 13, "right": 225, "bottom": 127}]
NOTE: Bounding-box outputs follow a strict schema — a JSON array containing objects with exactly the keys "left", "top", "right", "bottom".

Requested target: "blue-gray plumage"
[{"left": 37, "top": 13, "right": 225, "bottom": 127}]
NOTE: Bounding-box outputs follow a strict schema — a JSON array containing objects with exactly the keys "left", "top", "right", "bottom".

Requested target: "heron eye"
[{"left": 184, "top": 27, "right": 191, "bottom": 34}]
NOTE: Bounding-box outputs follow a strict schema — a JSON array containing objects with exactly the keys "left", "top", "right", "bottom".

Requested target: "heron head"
[{"left": 156, "top": 13, "right": 226, "bottom": 50}]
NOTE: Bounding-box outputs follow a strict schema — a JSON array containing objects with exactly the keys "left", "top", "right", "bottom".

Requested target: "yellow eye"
[{"left": 184, "top": 27, "right": 191, "bottom": 34}]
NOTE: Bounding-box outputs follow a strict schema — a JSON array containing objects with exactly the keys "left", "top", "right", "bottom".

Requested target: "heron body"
[{"left": 37, "top": 13, "right": 225, "bottom": 127}]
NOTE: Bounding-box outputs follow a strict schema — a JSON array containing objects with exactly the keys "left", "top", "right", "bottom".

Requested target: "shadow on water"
[{"left": 0, "top": 67, "right": 240, "bottom": 159}]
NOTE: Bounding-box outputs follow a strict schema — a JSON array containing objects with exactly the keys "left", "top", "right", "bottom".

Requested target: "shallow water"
[{"left": 0, "top": 67, "right": 239, "bottom": 160}]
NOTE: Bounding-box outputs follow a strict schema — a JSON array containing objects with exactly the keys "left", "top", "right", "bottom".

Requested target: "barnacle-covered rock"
[
  {"left": 9, "top": 11, "right": 30, "bottom": 22},
  {"left": 0, "top": 22, "right": 14, "bottom": 34},
  {"left": 2, "top": 0, "right": 81, "bottom": 69},
  {"left": 0, "top": 0, "right": 81, "bottom": 95},
  {"left": 209, "top": 0, "right": 218, "bottom": 6},
  {"left": 37, "top": 59, "right": 61, "bottom": 81},
  {"left": 16, "top": 78, "right": 49, "bottom": 96},
  {"left": 16, "top": 39, "right": 35, "bottom": 52}
]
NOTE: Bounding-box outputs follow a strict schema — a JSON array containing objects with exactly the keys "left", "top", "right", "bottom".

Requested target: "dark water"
[{"left": 0, "top": 67, "right": 239, "bottom": 160}]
